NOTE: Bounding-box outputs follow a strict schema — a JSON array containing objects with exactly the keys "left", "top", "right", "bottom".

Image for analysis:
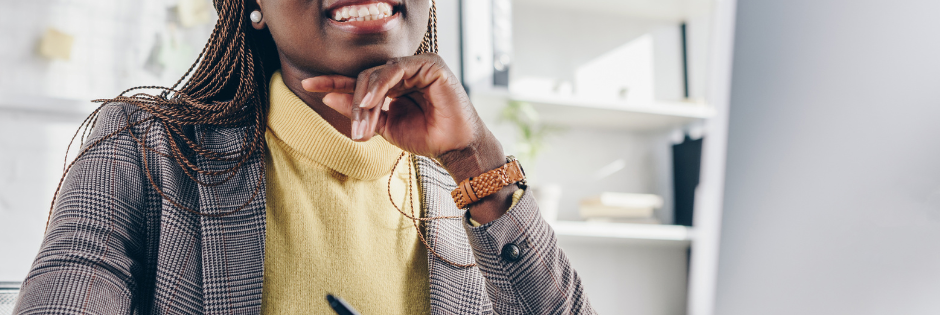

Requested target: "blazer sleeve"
[
  {"left": 464, "top": 190, "right": 596, "bottom": 315},
  {"left": 14, "top": 104, "right": 147, "bottom": 315}
]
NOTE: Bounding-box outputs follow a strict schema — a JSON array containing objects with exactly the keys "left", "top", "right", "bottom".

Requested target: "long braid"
[
  {"left": 47, "top": 0, "right": 442, "bottom": 226},
  {"left": 417, "top": 0, "right": 438, "bottom": 54},
  {"left": 395, "top": 0, "right": 477, "bottom": 269}
]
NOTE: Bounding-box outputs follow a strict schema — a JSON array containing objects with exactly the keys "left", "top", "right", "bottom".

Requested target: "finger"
[
  {"left": 301, "top": 75, "right": 356, "bottom": 93},
  {"left": 374, "top": 97, "right": 411, "bottom": 135},
  {"left": 322, "top": 92, "right": 367, "bottom": 140},
  {"left": 374, "top": 109, "right": 390, "bottom": 139},
  {"left": 382, "top": 96, "right": 392, "bottom": 111},
  {"left": 358, "top": 55, "right": 451, "bottom": 112},
  {"left": 351, "top": 55, "right": 453, "bottom": 140},
  {"left": 349, "top": 70, "right": 375, "bottom": 141},
  {"left": 357, "top": 63, "right": 407, "bottom": 112},
  {"left": 321, "top": 92, "right": 354, "bottom": 118},
  {"left": 351, "top": 66, "right": 384, "bottom": 110},
  {"left": 351, "top": 107, "right": 363, "bottom": 140},
  {"left": 355, "top": 96, "right": 393, "bottom": 142},
  {"left": 354, "top": 101, "right": 384, "bottom": 142},
  {"left": 375, "top": 108, "right": 388, "bottom": 135}
]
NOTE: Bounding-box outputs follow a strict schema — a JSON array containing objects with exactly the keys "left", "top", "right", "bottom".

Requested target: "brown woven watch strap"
[{"left": 450, "top": 159, "right": 525, "bottom": 209}]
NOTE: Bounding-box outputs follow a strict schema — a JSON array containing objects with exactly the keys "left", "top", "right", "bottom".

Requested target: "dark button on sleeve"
[{"left": 501, "top": 243, "right": 523, "bottom": 262}]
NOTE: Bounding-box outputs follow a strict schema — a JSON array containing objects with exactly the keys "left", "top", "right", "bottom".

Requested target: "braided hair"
[{"left": 49, "top": 0, "right": 439, "bottom": 222}]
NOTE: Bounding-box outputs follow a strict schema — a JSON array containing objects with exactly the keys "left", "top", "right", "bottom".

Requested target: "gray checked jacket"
[{"left": 13, "top": 104, "right": 595, "bottom": 314}]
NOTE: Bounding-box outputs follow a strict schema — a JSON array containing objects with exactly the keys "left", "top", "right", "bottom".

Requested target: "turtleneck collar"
[{"left": 266, "top": 71, "right": 402, "bottom": 180}]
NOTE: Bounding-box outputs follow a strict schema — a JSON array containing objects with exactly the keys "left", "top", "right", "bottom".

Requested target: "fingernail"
[
  {"left": 351, "top": 107, "right": 362, "bottom": 140},
  {"left": 359, "top": 119, "right": 370, "bottom": 138},
  {"left": 359, "top": 92, "right": 373, "bottom": 108},
  {"left": 351, "top": 120, "right": 361, "bottom": 140}
]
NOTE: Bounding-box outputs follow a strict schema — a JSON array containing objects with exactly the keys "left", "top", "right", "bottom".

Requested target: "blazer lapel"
[
  {"left": 195, "top": 125, "right": 268, "bottom": 315},
  {"left": 413, "top": 156, "right": 492, "bottom": 314}
]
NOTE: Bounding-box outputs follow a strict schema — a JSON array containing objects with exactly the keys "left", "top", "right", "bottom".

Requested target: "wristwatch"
[{"left": 451, "top": 155, "right": 527, "bottom": 209}]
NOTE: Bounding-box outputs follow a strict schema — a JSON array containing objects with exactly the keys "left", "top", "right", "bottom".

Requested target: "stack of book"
[{"left": 579, "top": 192, "right": 664, "bottom": 224}]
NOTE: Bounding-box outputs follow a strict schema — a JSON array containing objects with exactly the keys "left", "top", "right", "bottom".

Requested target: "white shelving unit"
[
  {"left": 551, "top": 220, "right": 693, "bottom": 246},
  {"left": 461, "top": 0, "right": 722, "bottom": 312},
  {"left": 0, "top": 93, "right": 98, "bottom": 119},
  {"left": 512, "top": 95, "right": 715, "bottom": 131},
  {"left": 514, "top": 0, "right": 714, "bottom": 21}
]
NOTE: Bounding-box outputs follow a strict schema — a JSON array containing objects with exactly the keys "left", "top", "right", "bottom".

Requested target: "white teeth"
[{"left": 332, "top": 3, "right": 394, "bottom": 22}]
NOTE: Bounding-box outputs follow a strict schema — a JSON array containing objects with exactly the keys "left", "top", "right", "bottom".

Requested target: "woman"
[{"left": 15, "top": 0, "right": 594, "bottom": 314}]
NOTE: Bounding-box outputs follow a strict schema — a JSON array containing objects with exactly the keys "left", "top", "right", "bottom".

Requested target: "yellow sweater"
[{"left": 261, "top": 72, "right": 430, "bottom": 315}]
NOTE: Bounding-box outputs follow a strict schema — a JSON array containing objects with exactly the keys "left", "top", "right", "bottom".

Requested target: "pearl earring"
[{"left": 250, "top": 11, "right": 263, "bottom": 23}]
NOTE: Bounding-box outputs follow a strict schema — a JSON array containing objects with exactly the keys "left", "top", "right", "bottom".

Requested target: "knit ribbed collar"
[{"left": 266, "top": 71, "right": 402, "bottom": 180}]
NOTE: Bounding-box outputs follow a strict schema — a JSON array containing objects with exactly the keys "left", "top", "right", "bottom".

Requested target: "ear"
[{"left": 250, "top": 0, "right": 266, "bottom": 30}]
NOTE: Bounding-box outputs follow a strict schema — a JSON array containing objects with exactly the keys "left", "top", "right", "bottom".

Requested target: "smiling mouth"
[{"left": 329, "top": 2, "right": 396, "bottom": 22}]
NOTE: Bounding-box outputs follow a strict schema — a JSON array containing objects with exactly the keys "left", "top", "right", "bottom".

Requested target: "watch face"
[
  {"left": 503, "top": 155, "right": 527, "bottom": 188},
  {"left": 508, "top": 157, "right": 527, "bottom": 187}
]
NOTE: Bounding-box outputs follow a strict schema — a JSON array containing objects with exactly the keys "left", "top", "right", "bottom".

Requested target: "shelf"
[
  {"left": 512, "top": 94, "right": 715, "bottom": 131},
  {"left": 550, "top": 220, "right": 693, "bottom": 246},
  {"left": 0, "top": 282, "right": 19, "bottom": 290},
  {"left": 0, "top": 93, "right": 99, "bottom": 119},
  {"left": 514, "top": 0, "right": 714, "bottom": 21}
]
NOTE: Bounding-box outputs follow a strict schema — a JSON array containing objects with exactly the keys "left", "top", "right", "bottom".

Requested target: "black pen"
[{"left": 326, "top": 294, "right": 362, "bottom": 315}]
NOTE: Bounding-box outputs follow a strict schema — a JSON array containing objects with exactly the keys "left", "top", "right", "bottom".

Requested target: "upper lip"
[{"left": 323, "top": 0, "right": 402, "bottom": 15}]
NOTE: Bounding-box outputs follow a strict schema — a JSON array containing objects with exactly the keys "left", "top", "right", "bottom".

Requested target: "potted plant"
[{"left": 499, "top": 100, "right": 563, "bottom": 221}]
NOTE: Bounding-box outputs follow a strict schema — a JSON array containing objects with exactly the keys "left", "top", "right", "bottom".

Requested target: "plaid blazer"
[{"left": 14, "top": 104, "right": 594, "bottom": 315}]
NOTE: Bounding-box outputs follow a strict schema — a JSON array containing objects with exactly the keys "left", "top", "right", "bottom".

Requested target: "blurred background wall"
[
  {"left": 714, "top": 0, "right": 940, "bottom": 314},
  {"left": 0, "top": 0, "right": 216, "bottom": 282}
]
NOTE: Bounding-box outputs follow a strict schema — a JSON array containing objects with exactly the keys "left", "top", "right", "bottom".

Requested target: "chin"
[{"left": 327, "top": 45, "right": 418, "bottom": 76}]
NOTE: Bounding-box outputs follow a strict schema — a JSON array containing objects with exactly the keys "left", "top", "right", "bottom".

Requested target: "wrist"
[
  {"left": 439, "top": 131, "right": 522, "bottom": 225},
  {"left": 437, "top": 131, "right": 506, "bottom": 183}
]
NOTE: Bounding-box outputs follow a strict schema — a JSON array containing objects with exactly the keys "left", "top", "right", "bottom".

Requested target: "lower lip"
[{"left": 327, "top": 12, "right": 402, "bottom": 35}]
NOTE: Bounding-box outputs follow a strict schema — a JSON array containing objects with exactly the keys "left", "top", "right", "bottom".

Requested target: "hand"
[
  {"left": 302, "top": 54, "right": 480, "bottom": 158},
  {"left": 302, "top": 54, "right": 517, "bottom": 224}
]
